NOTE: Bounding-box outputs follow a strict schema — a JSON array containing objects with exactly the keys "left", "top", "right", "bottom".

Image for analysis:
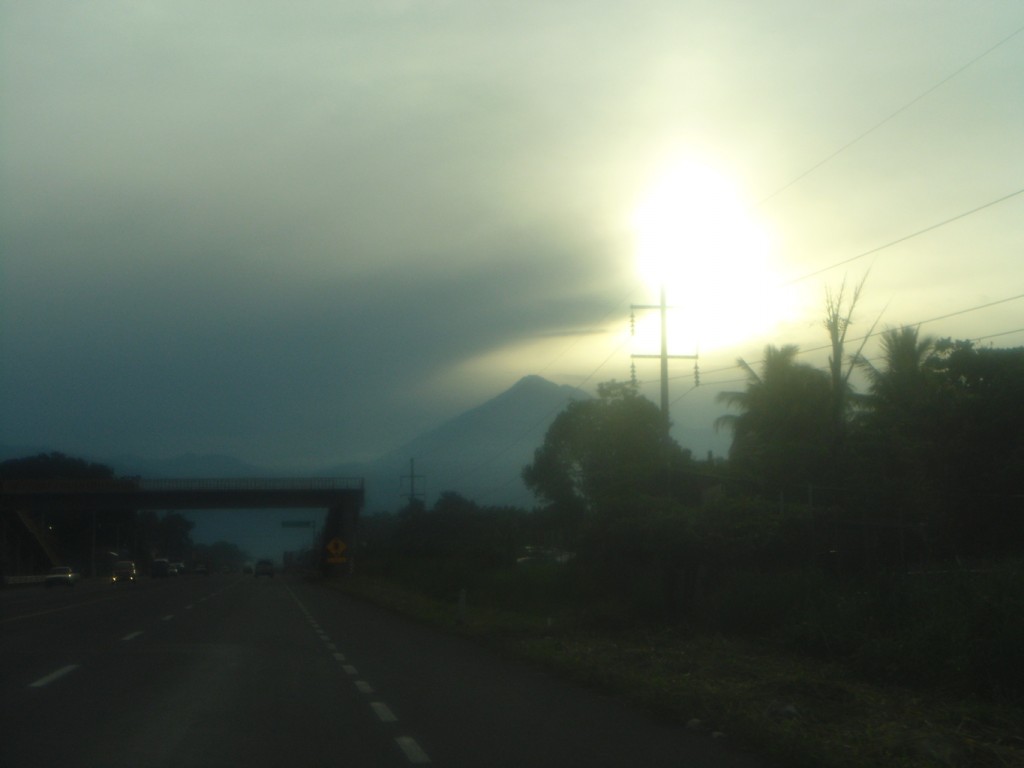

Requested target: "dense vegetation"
[{"left": 359, "top": 320, "right": 1024, "bottom": 704}]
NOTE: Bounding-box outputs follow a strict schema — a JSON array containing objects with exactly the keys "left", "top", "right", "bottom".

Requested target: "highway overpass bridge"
[{"left": 0, "top": 477, "right": 363, "bottom": 575}]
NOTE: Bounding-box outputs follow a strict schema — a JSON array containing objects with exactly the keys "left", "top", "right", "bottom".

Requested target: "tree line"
[{"left": 361, "top": 288, "right": 1024, "bottom": 699}]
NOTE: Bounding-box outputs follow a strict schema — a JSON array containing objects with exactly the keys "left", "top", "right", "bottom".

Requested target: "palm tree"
[
  {"left": 716, "top": 344, "right": 832, "bottom": 492},
  {"left": 853, "top": 325, "right": 939, "bottom": 542},
  {"left": 855, "top": 325, "right": 936, "bottom": 416}
]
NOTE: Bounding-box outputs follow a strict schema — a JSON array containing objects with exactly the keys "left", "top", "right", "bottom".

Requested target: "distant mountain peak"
[
  {"left": 511, "top": 374, "right": 551, "bottom": 390},
  {"left": 495, "top": 374, "right": 588, "bottom": 402},
  {"left": 465, "top": 375, "right": 588, "bottom": 417},
  {"left": 360, "top": 374, "right": 590, "bottom": 508}
]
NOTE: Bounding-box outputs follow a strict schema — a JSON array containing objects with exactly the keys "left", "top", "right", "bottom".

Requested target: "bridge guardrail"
[{"left": 0, "top": 477, "right": 364, "bottom": 493}]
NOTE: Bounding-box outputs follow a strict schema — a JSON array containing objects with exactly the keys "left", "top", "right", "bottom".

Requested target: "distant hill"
[
  {"left": 1, "top": 375, "right": 589, "bottom": 512},
  {"left": 328, "top": 375, "right": 589, "bottom": 511},
  {"left": 107, "top": 452, "right": 274, "bottom": 479}
]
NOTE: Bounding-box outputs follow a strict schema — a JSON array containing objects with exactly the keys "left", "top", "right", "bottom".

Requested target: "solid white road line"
[
  {"left": 29, "top": 664, "right": 80, "bottom": 688},
  {"left": 371, "top": 702, "right": 398, "bottom": 723},
  {"left": 395, "top": 736, "right": 432, "bottom": 764}
]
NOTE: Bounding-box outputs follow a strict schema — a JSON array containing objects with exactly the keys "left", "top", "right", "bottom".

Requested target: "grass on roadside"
[{"left": 323, "top": 574, "right": 1024, "bottom": 768}]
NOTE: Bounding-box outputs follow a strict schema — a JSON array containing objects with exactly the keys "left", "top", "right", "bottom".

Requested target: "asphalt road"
[{"left": 1, "top": 573, "right": 764, "bottom": 768}]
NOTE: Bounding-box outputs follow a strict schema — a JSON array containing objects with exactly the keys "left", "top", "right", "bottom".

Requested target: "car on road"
[
  {"left": 254, "top": 559, "right": 274, "bottom": 578},
  {"left": 151, "top": 558, "right": 171, "bottom": 578},
  {"left": 111, "top": 560, "right": 137, "bottom": 584},
  {"left": 194, "top": 563, "right": 209, "bottom": 575},
  {"left": 44, "top": 566, "right": 80, "bottom": 588}
]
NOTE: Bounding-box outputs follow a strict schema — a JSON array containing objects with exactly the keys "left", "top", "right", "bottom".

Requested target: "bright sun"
[{"left": 631, "top": 155, "right": 788, "bottom": 352}]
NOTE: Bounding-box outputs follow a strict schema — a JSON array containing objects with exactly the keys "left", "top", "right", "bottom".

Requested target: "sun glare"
[{"left": 631, "top": 155, "right": 789, "bottom": 352}]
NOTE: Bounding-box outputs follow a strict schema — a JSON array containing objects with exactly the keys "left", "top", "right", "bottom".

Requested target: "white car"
[{"left": 44, "top": 566, "right": 80, "bottom": 588}]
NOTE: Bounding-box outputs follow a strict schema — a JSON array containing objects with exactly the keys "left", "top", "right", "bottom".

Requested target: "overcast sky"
[{"left": 3, "top": 1, "right": 1022, "bottom": 474}]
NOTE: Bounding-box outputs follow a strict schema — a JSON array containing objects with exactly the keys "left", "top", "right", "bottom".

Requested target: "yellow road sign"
[{"left": 326, "top": 537, "right": 347, "bottom": 556}]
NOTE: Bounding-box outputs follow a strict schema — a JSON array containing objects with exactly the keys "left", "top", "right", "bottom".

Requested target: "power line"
[
  {"left": 758, "top": 23, "right": 1024, "bottom": 205},
  {"left": 972, "top": 327, "right": 1024, "bottom": 343},
  {"left": 618, "top": 28, "right": 1024, "bottom": 401},
  {"left": 782, "top": 187, "right": 1024, "bottom": 286},
  {"left": 456, "top": 22, "right": 1024, "bottom": 504},
  {"left": 796, "top": 292, "right": 1024, "bottom": 357},
  {"left": 914, "top": 293, "right": 1024, "bottom": 329},
  {"left": 633, "top": 187, "right": 1023, "bottom": 391},
  {"left": 645, "top": 292, "right": 1024, "bottom": 389}
]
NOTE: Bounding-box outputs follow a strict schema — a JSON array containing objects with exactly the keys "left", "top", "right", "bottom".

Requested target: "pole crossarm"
[
  {"left": 631, "top": 354, "right": 698, "bottom": 359},
  {"left": 630, "top": 285, "right": 698, "bottom": 417}
]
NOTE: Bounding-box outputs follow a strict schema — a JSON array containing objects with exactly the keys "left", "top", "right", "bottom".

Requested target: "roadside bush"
[
  {"left": 699, "top": 569, "right": 817, "bottom": 637},
  {"left": 573, "top": 499, "right": 702, "bottom": 622},
  {"left": 776, "top": 560, "right": 1024, "bottom": 700},
  {"left": 476, "top": 563, "right": 584, "bottom": 614},
  {"left": 857, "top": 562, "right": 1024, "bottom": 699},
  {"left": 358, "top": 497, "right": 1024, "bottom": 702},
  {"left": 694, "top": 494, "right": 816, "bottom": 570}
]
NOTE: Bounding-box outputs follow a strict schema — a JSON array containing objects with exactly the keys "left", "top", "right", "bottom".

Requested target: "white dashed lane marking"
[
  {"left": 396, "top": 736, "right": 432, "bottom": 764},
  {"left": 28, "top": 664, "right": 80, "bottom": 688},
  {"left": 121, "top": 631, "right": 144, "bottom": 641},
  {"left": 288, "top": 585, "right": 431, "bottom": 764},
  {"left": 371, "top": 702, "right": 398, "bottom": 723}
]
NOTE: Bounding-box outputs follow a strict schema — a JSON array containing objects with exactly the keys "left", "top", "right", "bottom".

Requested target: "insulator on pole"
[{"left": 694, "top": 360, "right": 701, "bottom": 387}]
